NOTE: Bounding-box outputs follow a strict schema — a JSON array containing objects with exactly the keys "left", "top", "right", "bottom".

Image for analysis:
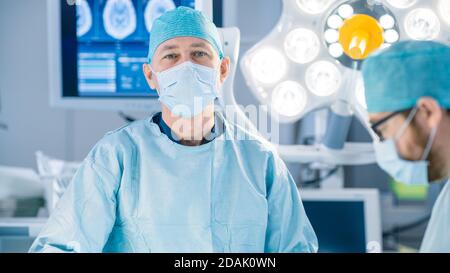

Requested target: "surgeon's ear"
[
  {"left": 416, "top": 97, "right": 443, "bottom": 130},
  {"left": 219, "top": 57, "right": 231, "bottom": 85},
  {"left": 143, "top": 63, "right": 159, "bottom": 94}
]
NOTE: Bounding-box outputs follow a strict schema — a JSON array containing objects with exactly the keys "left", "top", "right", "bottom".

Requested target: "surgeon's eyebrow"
[
  {"left": 190, "top": 42, "right": 209, "bottom": 49},
  {"left": 160, "top": 44, "right": 179, "bottom": 52}
]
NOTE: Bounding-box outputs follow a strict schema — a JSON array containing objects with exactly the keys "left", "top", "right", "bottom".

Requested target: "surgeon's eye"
[
  {"left": 192, "top": 51, "right": 209, "bottom": 58},
  {"left": 163, "top": 53, "right": 178, "bottom": 60}
]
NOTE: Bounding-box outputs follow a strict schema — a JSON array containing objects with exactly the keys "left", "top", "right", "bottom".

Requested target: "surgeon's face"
[
  {"left": 142, "top": 37, "right": 230, "bottom": 144},
  {"left": 369, "top": 97, "right": 449, "bottom": 182},
  {"left": 143, "top": 36, "right": 230, "bottom": 95},
  {"left": 370, "top": 110, "right": 428, "bottom": 160}
]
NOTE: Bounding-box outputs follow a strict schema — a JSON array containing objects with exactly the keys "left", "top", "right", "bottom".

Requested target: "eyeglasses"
[
  {"left": 370, "top": 110, "right": 404, "bottom": 141},
  {"left": 371, "top": 107, "right": 418, "bottom": 141}
]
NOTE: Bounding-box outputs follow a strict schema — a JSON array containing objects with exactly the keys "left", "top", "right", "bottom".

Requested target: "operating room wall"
[{"left": 0, "top": 0, "right": 69, "bottom": 168}]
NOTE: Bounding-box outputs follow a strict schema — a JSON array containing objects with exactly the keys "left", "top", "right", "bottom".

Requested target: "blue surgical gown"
[
  {"left": 29, "top": 112, "right": 318, "bottom": 253},
  {"left": 420, "top": 180, "right": 450, "bottom": 253}
]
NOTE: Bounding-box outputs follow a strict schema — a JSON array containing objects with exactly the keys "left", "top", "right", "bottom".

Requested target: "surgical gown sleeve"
[
  {"left": 264, "top": 151, "right": 318, "bottom": 253},
  {"left": 420, "top": 180, "right": 450, "bottom": 253},
  {"left": 29, "top": 137, "right": 122, "bottom": 253}
]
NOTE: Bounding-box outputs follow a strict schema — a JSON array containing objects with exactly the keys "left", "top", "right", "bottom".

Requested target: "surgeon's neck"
[{"left": 161, "top": 106, "right": 215, "bottom": 146}]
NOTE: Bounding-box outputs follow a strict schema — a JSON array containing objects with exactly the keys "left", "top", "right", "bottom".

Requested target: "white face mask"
[
  {"left": 373, "top": 107, "right": 438, "bottom": 186},
  {"left": 150, "top": 61, "right": 220, "bottom": 118}
]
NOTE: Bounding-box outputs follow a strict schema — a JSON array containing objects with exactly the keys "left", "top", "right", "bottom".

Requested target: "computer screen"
[
  {"left": 303, "top": 200, "right": 367, "bottom": 253},
  {"left": 300, "top": 188, "right": 382, "bottom": 253},
  {"left": 63, "top": 0, "right": 196, "bottom": 99}
]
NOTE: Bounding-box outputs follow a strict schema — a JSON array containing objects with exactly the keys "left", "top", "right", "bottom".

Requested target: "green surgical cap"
[
  {"left": 147, "top": 6, "right": 223, "bottom": 63},
  {"left": 362, "top": 41, "right": 450, "bottom": 113}
]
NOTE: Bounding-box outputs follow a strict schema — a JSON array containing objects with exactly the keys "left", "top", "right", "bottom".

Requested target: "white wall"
[{"left": 0, "top": 0, "right": 69, "bottom": 167}]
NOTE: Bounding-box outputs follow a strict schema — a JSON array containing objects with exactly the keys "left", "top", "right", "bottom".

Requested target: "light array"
[{"left": 240, "top": 0, "right": 450, "bottom": 123}]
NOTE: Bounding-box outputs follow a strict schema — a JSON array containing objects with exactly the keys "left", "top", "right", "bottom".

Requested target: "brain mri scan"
[
  {"left": 76, "top": 0, "right": 93, "bottom": 37},
  {"left": 103, "top": 0, "right": 137, "bottom": 40}
]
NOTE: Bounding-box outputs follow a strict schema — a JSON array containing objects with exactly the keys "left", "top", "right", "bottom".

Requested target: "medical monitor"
[
  {"left": 300, "top": 188, "right": 382, "bottom": 253},
  {"left": 47, "top": 0, "right": 220, "bottom": 111}
]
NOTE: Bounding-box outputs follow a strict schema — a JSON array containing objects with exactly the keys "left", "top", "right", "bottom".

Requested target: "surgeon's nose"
[{"left": 177, "top": 53, "right": 193, "bottom": 66}]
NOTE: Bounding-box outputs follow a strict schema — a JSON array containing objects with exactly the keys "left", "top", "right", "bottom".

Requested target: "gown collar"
[{"left": 151, "top": 112, "right": 223, "bottom": 145}]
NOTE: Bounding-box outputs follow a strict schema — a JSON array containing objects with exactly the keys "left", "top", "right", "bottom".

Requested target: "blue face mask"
[
  {"left": 151, "top": 61, "right": 220, "bottom": 118},
  {"left": 373, "top": 107, "right": 438, "bottom": 186}
]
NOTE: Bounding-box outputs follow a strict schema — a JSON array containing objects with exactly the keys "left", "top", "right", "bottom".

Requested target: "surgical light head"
[{"left": 240, "top": 0, "right": 450, "bottom": 123}]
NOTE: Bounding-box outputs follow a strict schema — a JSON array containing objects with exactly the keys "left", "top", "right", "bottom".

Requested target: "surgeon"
[
  {"left": 29, "top": 7, "right": 317, "bottom": 253},
  {"left": 362, "top": 41, "right": 450, "bottom": 252}
]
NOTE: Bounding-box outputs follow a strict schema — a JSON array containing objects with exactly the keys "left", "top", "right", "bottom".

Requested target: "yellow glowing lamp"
[{"left": 339, "top": 14, "right": 385, "bottom": 60}]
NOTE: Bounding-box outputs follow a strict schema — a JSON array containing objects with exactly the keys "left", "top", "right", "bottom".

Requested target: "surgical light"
[
  {"left": 338, "top": 4, "right": 354, "bottom": 19},
  {"left": 405, "top": 8, "right": 441, "bottom": 40},
  {"left": 238, "top": 0, "right": 450, "bottom": 166},
  {"left": 284, "top": 28, "right": 321, "bottom": 64},
  {"left": 324, "top": 29, "right": 340, "bottom": 43},
  {"left": 379, "top": 14, "right": 395, "bottom": 29},
  {"left": 338, "top": 14, "right": 384, "bottom": 60},
  {"left": 323, "top": 1, "right": 397, "bottom": 69},
  {"left": 329, "top": 43, "right": 344, "bottom": 58},
  {"left": 386, "top": 0, "right": 417, "bottom": 9},
  {"left": 249, "top": 48, "right": 287, "bottom": 84},
  {"left": 271, "top": 81, "right": 308, "bottom": 117},
  {"left": 327, "top": 15, "right": 344, "bottom": 29},
  {"left": 296, "top": 0, "right": 335, "bottom": 14},
  {"left": 384, "top": 29, "right": 400, "bottom": 42},
  {"left": 305, "top": 61, "right": 341, "bottom": 97},
  {"left": 240, "top": 0, "right": 450, "bottom": 123}
]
